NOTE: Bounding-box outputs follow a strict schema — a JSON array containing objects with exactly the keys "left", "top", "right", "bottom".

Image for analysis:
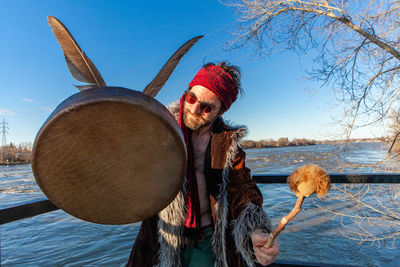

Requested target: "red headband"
[{"left": 188, "top": 65, "right": 238, "bottom": 110}]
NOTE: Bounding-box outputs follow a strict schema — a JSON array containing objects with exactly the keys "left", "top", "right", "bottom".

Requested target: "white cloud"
[
  {"left": 0, "top": 108, "right": 17, "bottom": 116},
  {"left": 22, "top": 98, "right": 35, "bottom": 103}
]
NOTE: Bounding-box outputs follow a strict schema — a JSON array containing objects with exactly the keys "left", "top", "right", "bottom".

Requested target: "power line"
[
  {"left": 0, "top": 119, "right": 9, "bottom": 164},
  {"left": 1, "top": 119, "right": 9, "bottom": 147}
]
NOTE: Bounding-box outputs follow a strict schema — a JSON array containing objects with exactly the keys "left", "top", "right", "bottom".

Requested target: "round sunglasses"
[{"left": 184, "top": 91, "right": 217, "bottom": 113}]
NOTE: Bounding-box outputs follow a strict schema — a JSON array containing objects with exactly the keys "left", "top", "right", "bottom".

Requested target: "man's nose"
[{"left": 190, "top": 102, "right": 201, "bottom": 114}]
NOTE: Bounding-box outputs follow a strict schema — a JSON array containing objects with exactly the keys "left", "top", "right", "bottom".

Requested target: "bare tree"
[
  {"left": 226, "top": 0, "right": 400, "bottom": 139},
  {"left": 277, "top": 137, "right": 290, "bottom": 146},
  {"left": 225, "top": 0, "right": 400, "bottom": 247},
  {"left": 388, "top": 108, "right": 400, "bottom": 153},
  {"left": 0, "top": 143, "right": 32, "bottom": 164},
  {"left": 313, "top": 183, "right": 400, "bottom": 247}
]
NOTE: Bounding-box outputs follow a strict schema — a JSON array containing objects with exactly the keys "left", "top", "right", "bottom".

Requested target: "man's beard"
[{"left": 183, "top": 110, "right": 215, "bottom": 131}]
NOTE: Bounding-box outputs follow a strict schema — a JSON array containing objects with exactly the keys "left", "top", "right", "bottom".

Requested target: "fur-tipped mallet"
[{"left": 264, "top": 164, "right": 330, "bottom": 248}]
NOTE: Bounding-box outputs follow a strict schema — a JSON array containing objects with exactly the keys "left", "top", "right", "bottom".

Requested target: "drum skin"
[{"left": 32, "top": 87, "right": 186, "bottom": 225}]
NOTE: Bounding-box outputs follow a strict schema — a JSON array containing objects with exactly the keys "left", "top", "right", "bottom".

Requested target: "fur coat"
[{"left": 127, "top": 102, "right": 271, "bottom": 267}]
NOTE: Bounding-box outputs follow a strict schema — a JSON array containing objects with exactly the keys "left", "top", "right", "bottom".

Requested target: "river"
[{"left": 1, "top": 142, "right": 400, "bottom": 266}]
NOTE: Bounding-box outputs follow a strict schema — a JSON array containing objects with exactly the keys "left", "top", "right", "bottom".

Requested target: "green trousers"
[{"left": 182, "top": 226, "right": 216, "bottom": 267}]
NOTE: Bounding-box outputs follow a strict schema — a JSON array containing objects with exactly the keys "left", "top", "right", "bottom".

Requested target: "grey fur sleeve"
[
  {"left": 166, "top": 101, "right": 180, "bottom": 121},
  {"left": 232, "top": 202, "right": 272, "bottom": 267}
]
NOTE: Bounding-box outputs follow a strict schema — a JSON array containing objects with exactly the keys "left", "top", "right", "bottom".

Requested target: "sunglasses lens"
[
  {"left": 202, "top": 104, "right": 212, "bottom": 113},
  {"left": 185, "top": 93, "right": 196, "bottom": 104}
]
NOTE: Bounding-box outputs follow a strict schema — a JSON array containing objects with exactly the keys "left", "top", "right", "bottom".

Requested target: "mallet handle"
[{"left": 264, "top": 195, "right": 305, "bottom": 248}]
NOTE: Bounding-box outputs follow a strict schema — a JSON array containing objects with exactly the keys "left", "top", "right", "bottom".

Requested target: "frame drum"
[{"left": 32, "top": 87, "right": 186, "bottom": 224}]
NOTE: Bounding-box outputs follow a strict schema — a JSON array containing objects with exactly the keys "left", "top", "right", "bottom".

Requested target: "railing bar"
[
  {"left": 253, "top": 174, "right": 400, "bottom": 184},
  {"left": 1, "top": 173, "right": 400, "bottom": 225},
  {"left": 0, "top": 199, "right": 58, "bottom": 225}
]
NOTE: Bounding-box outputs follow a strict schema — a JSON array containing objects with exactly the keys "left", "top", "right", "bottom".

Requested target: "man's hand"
[{"left": 250, "top": 229, "right": 280, "bottom": 266}]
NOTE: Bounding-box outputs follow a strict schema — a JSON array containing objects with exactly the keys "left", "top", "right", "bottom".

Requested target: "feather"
[
  {"left": 47, "top": 16, "right": 106, "bottom": 90},
  {"left": 143, "top": 36, "right": 203, "bottom": 98},
  {"left": 74, "top": 84, "right": 98, "bottom": 90}
]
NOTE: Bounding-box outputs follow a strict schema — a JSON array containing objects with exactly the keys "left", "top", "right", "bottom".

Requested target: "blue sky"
[{"left": 0, "top": 0, "right": 384, "bottom": 145}]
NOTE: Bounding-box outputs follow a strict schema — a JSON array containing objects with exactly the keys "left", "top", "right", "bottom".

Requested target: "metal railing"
[
  {"left": 2, "top": 173, "right": 399, "bottom": 266},
  {"left": 2, "top": 173, "right": 399, "bottom": 225}
]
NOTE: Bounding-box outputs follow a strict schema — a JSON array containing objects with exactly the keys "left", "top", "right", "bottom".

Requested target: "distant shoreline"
[
  {"left": 243, "top": 143, "right": 316, "bottom": 149},
  {"left": 0, "top": 162, "right": 31, "bottom": 166},
  {"left": 0, "top": 138, "right": 387, "bottom": 162},
  {"left": 242, "top": 138, "right": 386, "bottom": 150}
]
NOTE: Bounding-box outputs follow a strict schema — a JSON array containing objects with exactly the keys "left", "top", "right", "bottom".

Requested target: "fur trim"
[
  {"left": 222, "top": 119, "right": 247, "bottom": 140},
  {"left": 157, "top": 191, "right": 186, "bottom": 267},
  {"left": 231, "top": 126, "right": 247, "bottom": 141},
  {"left": 157, "top": 101, "right": 190, "bottom": 267},
  {"left": 212, "top": 127, "right": 244, "bottom": 267},
  {"left": 212, "top": 168, "right": 229, "bottom": 267},
  {"left": 167, "top": 101, "right": 180, "bottom": 122},
  {"left": 232, "top": 202, "right": 272, "bottom": 267}
]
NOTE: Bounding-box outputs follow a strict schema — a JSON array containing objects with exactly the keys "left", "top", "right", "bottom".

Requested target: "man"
[{"left": 128, "top": 62, "right": 279, "bottom": 266}]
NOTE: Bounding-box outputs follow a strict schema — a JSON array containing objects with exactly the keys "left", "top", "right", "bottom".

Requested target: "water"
[
  {"left": 1, "top": 142, "right": 400, "bottom": 266},
  {"left": 245, "top": 142, "right": 398, "bottom": 174}
]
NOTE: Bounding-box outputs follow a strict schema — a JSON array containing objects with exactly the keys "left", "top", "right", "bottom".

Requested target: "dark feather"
[
  {"left": 143, "top": 36, "right": 203, "bottom": 97},
  {"left": 74, "top": 84, "right": 98, "bottom": 90},
  {"left": 47, "top": 16, "right": 106, "bottom": 90}
]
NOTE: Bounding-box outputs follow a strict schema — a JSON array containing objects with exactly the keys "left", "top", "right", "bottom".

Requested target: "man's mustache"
[{"left": 186, "top": 110, "right": 202, "bottom": 118}]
